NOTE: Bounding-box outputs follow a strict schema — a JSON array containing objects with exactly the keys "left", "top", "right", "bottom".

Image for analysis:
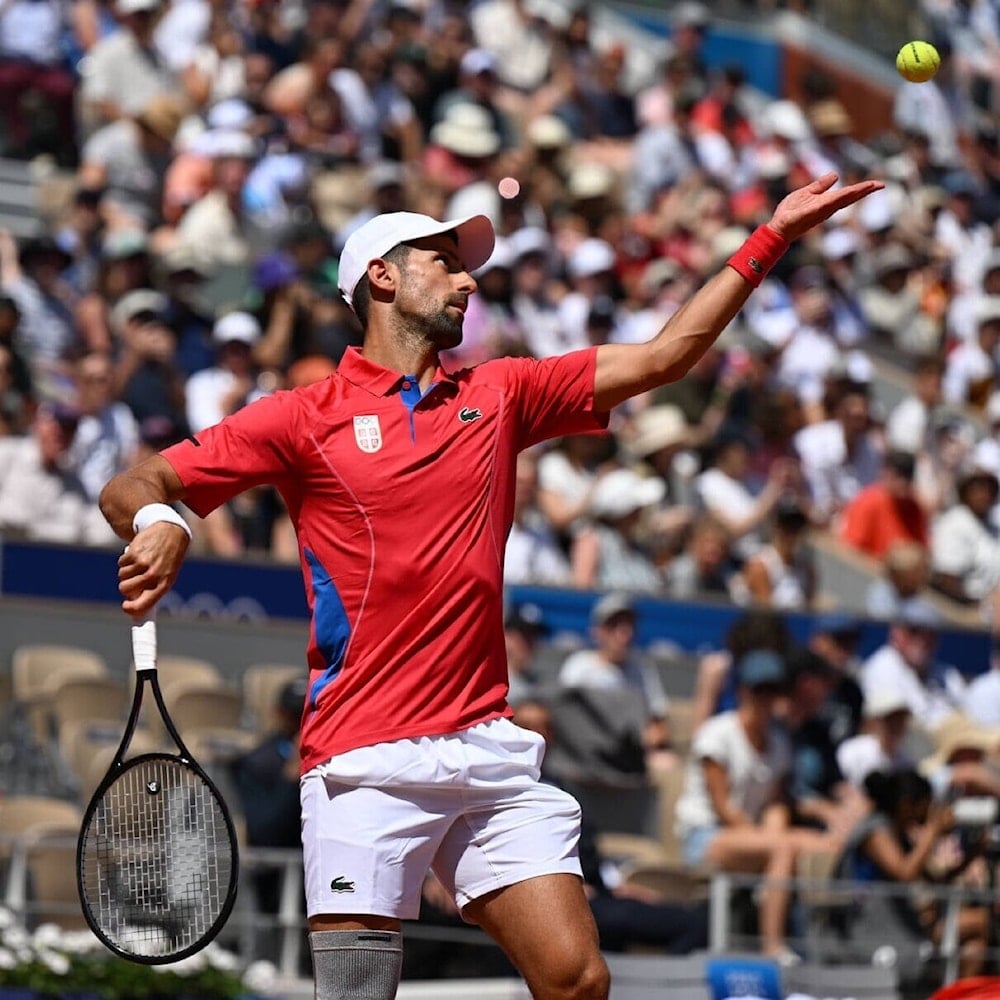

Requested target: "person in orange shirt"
[{"left": 840, "top": 450, "right": 928, "bottom": 558}]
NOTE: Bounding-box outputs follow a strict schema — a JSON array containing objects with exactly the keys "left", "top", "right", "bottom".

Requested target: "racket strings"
[{"left": 80, "top": 758, "right": 233, "bottom": 959}]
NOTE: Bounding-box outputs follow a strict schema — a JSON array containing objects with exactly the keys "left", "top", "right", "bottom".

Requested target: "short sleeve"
[{"left": 691, "top": 714, "right": 732, "bottom": 767}]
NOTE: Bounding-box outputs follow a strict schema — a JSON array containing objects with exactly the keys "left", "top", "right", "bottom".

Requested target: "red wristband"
[{"left": 726, "top": 224, "right": 789, "bottom": 287}]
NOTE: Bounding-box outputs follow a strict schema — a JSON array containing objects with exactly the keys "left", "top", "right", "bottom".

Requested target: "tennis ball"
[{"left": 896, "top": 40, "right": 940, "bottom": 83}]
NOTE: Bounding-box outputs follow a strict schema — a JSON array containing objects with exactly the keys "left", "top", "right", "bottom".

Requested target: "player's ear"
[{"left": 367, "top": 257, "right": 397, "bottom": 299}]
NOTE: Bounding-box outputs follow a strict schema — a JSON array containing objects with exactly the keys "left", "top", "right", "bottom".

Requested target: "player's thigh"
[{"left": 464, "top": 873, "right": 608, "bottom": 1000}]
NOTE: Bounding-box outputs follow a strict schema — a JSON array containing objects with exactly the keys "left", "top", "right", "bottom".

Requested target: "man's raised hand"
[{"left": 769, "top": 173, "right": 884, "bottom": 243}]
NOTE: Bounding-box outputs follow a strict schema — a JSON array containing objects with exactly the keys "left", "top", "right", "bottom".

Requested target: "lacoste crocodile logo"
[
  {"left": 330, "top": 876, "right": 356, "bottom": 893},
  {"left": 459, "top": 407, "right": 483, "bottom": 423}
]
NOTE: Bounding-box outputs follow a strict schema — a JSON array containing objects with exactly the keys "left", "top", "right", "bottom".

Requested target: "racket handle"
[{"left": 132, "top": 613, "right": 158, "bottom": 673}]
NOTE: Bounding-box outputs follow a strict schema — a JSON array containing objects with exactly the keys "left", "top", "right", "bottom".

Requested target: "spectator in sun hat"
[
  {"left": 570, "top": 467, "right": 666, "bottom": 592},
  {"left": 434, "top": 48, "right": 515, "bottom": 149},
  {"left": 78, "top": 94, "right": 186, "bottom": 228},
  {"left": 930, "top": 462, "right": 1000, "bottom": 610},
  {"left": 557, "top": 238, "right": 619, "bottom": 352}
]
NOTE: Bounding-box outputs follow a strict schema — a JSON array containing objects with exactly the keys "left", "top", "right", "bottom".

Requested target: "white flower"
[
  {"left": 0, "top": 947, "right": 17, "bottom": 970},
  {"left": 40, "top": 949, "right": 71, "bottom": 975},
  {"left": 243, "top": 958, "right": 278, "bottom": 993},
  {"left": 32, "top": 923, "right": 63, "bottom": 948},
  {"left": 162, "top": 951, "right": 207, "bottom": 977},
  {"left": 0, "top": 907, "right": 16, "bottom": 930},
  {"left": 204, "top": 943, "right": 239, "bottom": 971},
  {"left": 3, "top": 927, "right": 29, "bottom": 951},
  {"left": 61, "top": 930, "right": 102, "bottom": 955}
]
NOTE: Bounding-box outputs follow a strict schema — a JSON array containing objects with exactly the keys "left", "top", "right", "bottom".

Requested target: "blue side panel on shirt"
[{"left": 305, "top": 547, "right": 351, "bottom": 709}]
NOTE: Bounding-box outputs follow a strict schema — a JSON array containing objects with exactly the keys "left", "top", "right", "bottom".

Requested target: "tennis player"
[{"left": 100, "top": 171, "right": 881, "bottom": 1000}]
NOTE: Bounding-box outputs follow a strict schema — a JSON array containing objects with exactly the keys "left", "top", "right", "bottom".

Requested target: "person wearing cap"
[
  {"left": 839, "top": 449, "right": 928, "bottom": 559},
  {"left": 558, "top": 592, "right": 672, "bottom": 762},
  {"left": 570, "top": 467, "right": 666, "bottom": 592},
  {"left": 664, "top": 513, "right": 733, "bottom": 601},
  {"left": 675, "top": 648, "right": 827, "bottom": 963},
  {"left": 510, "top": 227, "right": 572, "bottom": 359},
  {"left": 930, "top": 463, "right": 1000, "bottom": 612},
  {"left": 836, "top": 688, "right": 914, "bottom": 791},
  {"left": 78, "top": 0, "right": 181, "bottom": 136},
  {"left": 185, "top": 311, "right": 267, "bottom": 434},
  {"left": 434, "top": 48, "right": 515, "bottom": 151},
  {"left": 101, "top": 169, "right": 881, "bottom": 997},
  {"left": 860, "top": 600, "right": 967, "bottom": 732}
]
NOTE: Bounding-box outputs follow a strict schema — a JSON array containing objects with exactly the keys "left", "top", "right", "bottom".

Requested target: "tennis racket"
[{"left": 77, "top": 613, "right": 239, "bottom": 964}]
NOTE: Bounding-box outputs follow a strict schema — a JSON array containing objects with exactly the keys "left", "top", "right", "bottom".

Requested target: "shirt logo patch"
[
  {"left": 458, "top": 407, "right": 483, "bottom": 424},
  {"left": 353, "top": 415, "right": 383, "bottom": 453},
  {"left": 330, "top": 876, "right": 356, "bottom": 893}
]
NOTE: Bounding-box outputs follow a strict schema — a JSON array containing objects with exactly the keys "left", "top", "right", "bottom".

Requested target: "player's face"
[{"left": 394, "top": 235, "right": 477, "bottom": 350}]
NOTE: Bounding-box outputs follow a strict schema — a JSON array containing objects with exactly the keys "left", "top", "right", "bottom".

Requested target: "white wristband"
[{"left": 132, "top": 502, "right": 192, "bottom": 539}]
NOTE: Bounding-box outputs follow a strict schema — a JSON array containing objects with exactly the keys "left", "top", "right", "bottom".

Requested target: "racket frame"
[{"left": 76, "top": 617, "right": 240, "bottom": 964}]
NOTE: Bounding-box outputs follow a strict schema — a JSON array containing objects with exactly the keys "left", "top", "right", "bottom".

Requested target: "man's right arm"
[{"left": 99, "top": 454, "right": 191, "bottom": 616}]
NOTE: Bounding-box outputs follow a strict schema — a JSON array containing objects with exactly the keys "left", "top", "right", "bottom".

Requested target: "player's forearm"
[
  {"left": 99, "top": 455, "right": 186, "bottom": 540},
  {"left": 593, "top": 268, "right": 753, "bottom": 410}
]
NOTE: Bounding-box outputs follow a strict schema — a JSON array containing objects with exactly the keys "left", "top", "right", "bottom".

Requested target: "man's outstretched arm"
[{"left": 593, "top": 173, "right": 884, "bottom": 411}]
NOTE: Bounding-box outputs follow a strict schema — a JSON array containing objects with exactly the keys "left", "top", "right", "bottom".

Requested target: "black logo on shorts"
[
  {"left": 459, "top": 407, "right": 483, "bottom": 423},
  {"left": 330, "top": 876, "right": 356, "bottom": 893}
]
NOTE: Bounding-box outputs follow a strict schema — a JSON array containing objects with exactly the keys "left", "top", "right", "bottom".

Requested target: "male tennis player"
[{"left": 100, "top": 171, "right": 881, "bottom": 1000}]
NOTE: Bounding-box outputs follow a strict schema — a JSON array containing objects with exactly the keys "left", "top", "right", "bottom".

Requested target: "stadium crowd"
[{"left": 1, "top": 0, "right": 1000, "bottom": 976}]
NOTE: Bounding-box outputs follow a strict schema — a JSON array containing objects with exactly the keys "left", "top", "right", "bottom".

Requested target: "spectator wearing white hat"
[
  {"left": 78, "top": 0, "right": 181, "bottom": 138},
  {"left": 570, "top": 467, "right": 665, "bottom": 592},
  {"left": 509, "top": 226, "right": 571, "bottom": 359},
  {"left": 173, "top": 129, "right": 259, "bottom": 272},
  {"left": 943, "top": 297, "right": 1000, "bottom": 408},
  {"left": 962, "top": 636, "right": 1000, "bottom": 728},
  {"left": 504, "top": 450, "right": 571, "bottom": 587},
  {"left": 836, "top": 689, "right": 913, "bottom": 792},
  {"left": 434, "top": 48, "right": 515, "bottom": 151},
  {"left": 558, "top": 238, "right": 620, "bottom": 354},
  {"left": 185, "top": 310, "right": 266, "bottom": 434}
]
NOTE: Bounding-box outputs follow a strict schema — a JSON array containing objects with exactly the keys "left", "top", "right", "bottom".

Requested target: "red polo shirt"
[{"left": 163, "top": 346, "right": 608, "bottom": 769}]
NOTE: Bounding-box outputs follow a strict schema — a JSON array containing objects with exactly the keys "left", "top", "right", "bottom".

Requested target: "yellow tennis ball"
[{"left": 896, "top": 40, "right": 940, "bottom": 83}]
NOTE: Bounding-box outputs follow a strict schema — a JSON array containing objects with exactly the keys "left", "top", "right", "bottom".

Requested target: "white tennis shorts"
[{"left": 300, "top": 717, "right": 583, "bottom": 920}]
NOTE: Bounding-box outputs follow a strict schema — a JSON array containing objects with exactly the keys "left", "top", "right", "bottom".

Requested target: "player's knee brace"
[{"left": 309, "top": 928, "right": 402, "bottom": 1000}]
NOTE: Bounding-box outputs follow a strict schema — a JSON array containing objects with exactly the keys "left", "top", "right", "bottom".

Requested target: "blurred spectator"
[
  {"left": 75, "top": 230, "right": 155, "bottom": 355},
  {"left": 914, "top": 412, "right": 974, "bottom": 517},
  {"left": 866, "top": 540, "right": 934, "bottom": 620},
  {"left": 807, "top": 613, "right": 865, "bottom": 746},
  {"left": 504, "top": 450, "right": 572, "bottom": 587},
  {"left": 0, "top": 0, "right": 76, "bottom": 163},
  {"left": 558, "top": 238, "right": 619, "bottom": 352},
  {"left": 919, "top": 715, "right": 1000, "bottom": 802},
  {"left": 930, "top": 464, "right": 1000, "bottom": 609},
  {"left": 691, "top": 609, "right": 792, "bottom": 731},
  {"left": 962, "top": 635, "right": 1000, "bottom": 728},
  {"left": 840, "top": 450, "right": 928, "bottom": 558},
  {"left": 794, "top": 384, "right": 882, "bottom": 524},
  {"left": 434, "top": 48, "right": 515, "bottom": 150},
  {"left": 570, "top": 467, "right": 665, "bottom": 591},
  {"left": 77, "top": 94, "right": 186, "bottom": 229},
  {"left": 186, "top": 311, "right": 265, "bottom": 433},
  {"left": 0, "top": 342, "right": 30, "bottom": 435},
  {"left": 503, "top": 600, "right": 552, "bottom": 717},
  {"left": 943, "top": 296, "right": 1000, "bottom": 408},
  {"left": 733, "top": 497, "right": 815, "bottom": 609},
  {"left": 0, "top": 403, "right": 114, "bottom": 544},
  {"left": 558, "top": 592, "right": 672, "bottom": 763},
  {"left": 885, "top": 355, "right": 945, "bottom": 455},
  {"left": 0, "top": 293, "right": 32, "bottom": 402},
  {"left": 860, "top": 600, "right": 967, "bottom": 732},
  {"left": 674, "top": 649, "right": 825, "bottom": 963},
  {"left": 783, "top": 647, "right": 866, "bottom": 842},
  {"left": 112, "top": 288, "right": 188, "bottom": 433},
  {"left": 510, "top": 227, "right": 570, "bottom": 358},
  {"left": 232, "top": 676, "right": 307, "bottom": 915},
  {"left": 173, "top": 130, "right": 259, "bottom": 272},
  {"left": 835, "top": 768, "right": 988, "bottom": 979},
  {"left": 695, "top": 430, "right": 798, "bottom": 560},
  {"left": 469, "top": 0, "right": 555, "bottom": 95},
  {"left": 69, "top": 350, "right": 140, "bottom": 502},
  {"left": 858, "top": 244, "right": 942, "bottom": 355},
  {"left": 664, "top": 513, "right": 732, "bottom": 601},
  {"left": 0, "top": 232, "right": 79, "bottom": 400},
  {"left": 934, "top": 171, "right": 993, "bottom": 296},
  {"left": 78, "top": 0, "right": 182, "bottom": 138},
  {"left": 835, "top": 688, "right": 913, "bottom": 791},
  {"left": 536, "top": 431, "right": 614, "bottom": 541}
]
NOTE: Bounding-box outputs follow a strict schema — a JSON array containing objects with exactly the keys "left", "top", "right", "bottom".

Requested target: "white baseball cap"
[
  {"left": 337, "top": 211, "right": 495, "bottom": 308},
  {"left": 213, "top": 310, "right": 261, "bottom": 345}
]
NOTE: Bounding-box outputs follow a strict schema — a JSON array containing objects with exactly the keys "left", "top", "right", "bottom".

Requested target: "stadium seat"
[
  {"left": 11, "top": 644, "right": 109, "bottom": 703},
  {"left": 242, "top": 663, "right": 302, "bottom": 732},
  {"left": 48, "top": 676, "right": 127, "bottom": 735},
  {"left": 166, "top": 685, "right": 244, "bottom": 736},
  {"left": 666, "top": 697, "right": 697, "bottom": 757},
  {"left": 61, "top": 722, "right": 160, "bottom": 800}
]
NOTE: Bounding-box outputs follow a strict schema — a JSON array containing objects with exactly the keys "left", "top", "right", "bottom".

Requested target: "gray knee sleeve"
[{"left": 310, "top": 929, "right": 403, "bottom": 1000}]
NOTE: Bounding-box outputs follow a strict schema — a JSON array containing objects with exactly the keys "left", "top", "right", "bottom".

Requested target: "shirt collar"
[{"left": 336, "top": 346, "right": 459, "bottom": 398}]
